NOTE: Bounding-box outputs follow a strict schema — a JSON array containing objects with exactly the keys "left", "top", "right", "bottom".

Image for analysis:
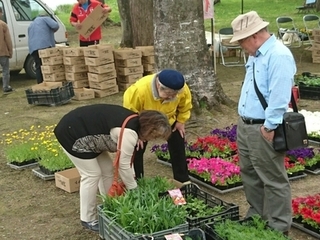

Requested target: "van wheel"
[{"left": 24, "top": 56, "right": 36, "bottom": 79}]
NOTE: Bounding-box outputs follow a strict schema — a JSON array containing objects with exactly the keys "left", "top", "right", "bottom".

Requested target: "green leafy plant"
[
  {"left": 213, "top": 215, "right": 288, "bottom": 240},
  {"left": 182, "top": 197, "right": 225, "bottom": 218},
  {"left": 100, "top": 177, "right": 187, "bottom": 235}
]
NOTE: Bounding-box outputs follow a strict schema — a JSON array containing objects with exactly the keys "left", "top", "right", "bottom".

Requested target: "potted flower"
[
  {"left": 292, "top": 194, "right": 320, "bottom": 234},
  {"left": 188, "top": 157, "right": 241, "bottom": 190},
  {"left": 1, "top": 125, "right": 56, "bottom": 168},
  {"left": 284, "top": 156, "right": 306, "bottom": 177},
  {"left": 304, "top": 151, "right": 320, "bottom": 171},
  {"left": 150, "top": 143, "right": 170, "bottom": 162},
  {"left": 210, "top": 125, "right": 237, "bottom": 142},
  {"left": 38, "top": 140, "right": 74, "bottom": 175}
]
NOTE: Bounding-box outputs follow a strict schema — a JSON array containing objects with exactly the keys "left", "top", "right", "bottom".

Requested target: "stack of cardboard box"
[
  {"left": 312, "top": 29, "right": 320, "bottom": 64},
  {"left": 84, "top": 44, "right": 119, "bottom": 98},
  {"left": 136, "top": 46, "right": 155, "bottom": 76},
  {"left": 62, "top": 47, "right": 94, "bottom": 100},
  {"left": 39, "top": 48, "right": 65, "bottom": 83},
  {"left": 113, "top": 48, "right": 143, "bottom": 91}
]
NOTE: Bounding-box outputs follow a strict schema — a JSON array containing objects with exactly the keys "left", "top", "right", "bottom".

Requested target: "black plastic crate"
[
  {"left": 298, "top": 85, "right": 320, "bottom": 100},
  {"left": 98, "top": 205, "right": 189, "bottom": 240},
  {"left": 160, "top": 184, "right": 239, "bottom": 229},
  {"left": 25, "top": 81, "right": 74, "bottom": 106},
  {"left": 140, "top": 228, "right": 206, "bottom": 240}
]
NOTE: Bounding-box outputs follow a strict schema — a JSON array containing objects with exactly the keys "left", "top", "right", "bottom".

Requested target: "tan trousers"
[{"left": 63, "top": 149, "right": 114, "bottom": 222}]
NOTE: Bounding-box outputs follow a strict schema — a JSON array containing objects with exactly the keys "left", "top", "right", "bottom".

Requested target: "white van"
[{"left": 0, "top": 0, "right": 68, "bottom": 78}]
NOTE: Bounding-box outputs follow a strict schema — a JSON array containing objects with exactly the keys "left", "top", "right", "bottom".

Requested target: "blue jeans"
[{"left": 0, "top": 56, "right": 10, "bottom": 90}]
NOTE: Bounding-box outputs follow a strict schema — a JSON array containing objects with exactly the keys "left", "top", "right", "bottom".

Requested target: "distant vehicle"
[{"left": 0, "top": 0, "right": 68, "bottom": 78}]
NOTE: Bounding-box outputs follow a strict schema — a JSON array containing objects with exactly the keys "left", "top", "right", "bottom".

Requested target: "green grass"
[{"left": 55, "top": 0, "right": 319, "bottom": 37}]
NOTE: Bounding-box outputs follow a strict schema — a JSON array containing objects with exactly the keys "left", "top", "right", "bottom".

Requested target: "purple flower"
[
  {"left": 286, "top": 147, "right": 315, "bottom": 160},
  {"left": 210, "top": 125, "right": 237, "bottom": 142}
]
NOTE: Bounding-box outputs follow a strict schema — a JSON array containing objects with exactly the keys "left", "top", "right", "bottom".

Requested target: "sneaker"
[
  {"left": 3, "top": 87, "right": 14, "bottom": 95},
  {"left": 81, "top": 220, "right": 99, "bottom": 233}
]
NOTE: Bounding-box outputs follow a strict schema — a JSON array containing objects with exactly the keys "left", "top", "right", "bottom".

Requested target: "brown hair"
[{"left": 138, "top": 110, "right": 171, "bottom": 141}]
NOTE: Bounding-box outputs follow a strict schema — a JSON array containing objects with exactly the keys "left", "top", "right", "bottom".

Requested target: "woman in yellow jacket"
[{"left": 123, "top": 69, "right": 192, "bottom": 183}]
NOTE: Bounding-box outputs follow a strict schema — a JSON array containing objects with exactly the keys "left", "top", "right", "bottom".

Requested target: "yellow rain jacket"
[{"left": 123, "top": 73, "right": 192, "bottom": 125}]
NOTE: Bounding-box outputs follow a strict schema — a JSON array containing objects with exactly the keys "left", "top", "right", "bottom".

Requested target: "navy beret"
[{"left": 158, "top": 69, "right": 185, "bottom": 90}]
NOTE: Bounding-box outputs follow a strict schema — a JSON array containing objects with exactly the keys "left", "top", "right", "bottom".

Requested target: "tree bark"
[
  {"left": 154, "top": 0, "right": 234, "bottom": 112},
  {"left": 117, "top": 0, "right": 153, "bottom": 47},
  {"left": 316, "top": 0, "right": 320, "bottom": 12}
]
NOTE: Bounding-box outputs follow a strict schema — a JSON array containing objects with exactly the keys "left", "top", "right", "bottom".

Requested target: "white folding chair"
[
  {"left": 276, "top": 16, "right": 302, "bottom": 48},
  {"left": 303, "top": 14, "right": 320, "bottom": 45},
  {"left": 218, "top": 27, "right": 246, "bottom": 67}
]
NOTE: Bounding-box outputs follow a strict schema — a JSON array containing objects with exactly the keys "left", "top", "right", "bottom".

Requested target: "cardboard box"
[
  {"left": 42, "top": 56, "right": 63, "bottom": 66},
  {"left": 93, "top": 85, "right": 119, "bottom": 98},
  {"left": 62, "top": 47, "right": 84, "bottom": 57},
  {"left": 113, "top": 48, "right": 142, "bottom": 60},
  {"left": 117, "top": 82, "right": 133, "bottom": 91},
  {"left": 63, "top": 56, "right": 85, "bottom": 65},
  {"left": 87, "top": 70, "right": 117, "bottom": 82},
  {"left": 83, "top": 45, "right": 114, "bottom": 58},
  {"left": 65, "top": 64, "right": 88, "bottom": 73},
  {"left": 85, "top": 55, "right": 114, "bottom": 66},
  {"left": 312, "top": 49, "right": 320, "bottom": 57},
  {"left": 73, "top": 88, "right": 95, "bottom": 100},
  {"left": 313, "top": 36, "right": 320, "bottom": 44},
  {"left": 135, "top": 46, "right": 154, "bottom": 56},
  {"left": 55, "top": 168, "right": 81, "bottom": 193},
  {"left": 65, "top": 72, "right": 88, "bottom": 81},
  {"left": 142, "top": 55, "right": 155, "bottom": 64},
  {"left": 115, "top": 58, "right": 142, "bottom": 68},
  {"left": 312, "top": 43, "right": 320, "bottom": 50},
  {"left": 313, "top": 29, "right": 320, "bottom": 36},
  {"left": 41, "top": 65, "right": 65, "bottom": 74},
  {"left": 43, "top": 72, "right": 66, "bottom": 82},
  {"left": 77, "top": 5, "right": 109, "bottom": 39},
  {"left": 143, "top": 64, "right": 155, "bottom": 72},
  {"left": 31, "top": 82, "right": 64, "bottom": 92},
  {"left": 117, "top": 73, "right": 143, "bottom": 83},
  {"left": 312, "top": 56, "right": 320, "bottom": 63},
  {"left": 88, "top": 63, "right": 115, "bottom": 74},
  {"left": 39, "top": 48, "right": 61, "bottom": 58},
  {"left": 89, "top": 78, "right": 117, "bottom": 90},
  {"left": 116, "top": 65, "right": 144, "bottom": 76},
  {"left": 71, "top": 79, "right": 89, "bottom": 88}
]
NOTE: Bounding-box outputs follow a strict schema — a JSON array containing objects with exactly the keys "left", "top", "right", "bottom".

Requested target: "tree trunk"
[
  {"left": 316, "top": 0, "right": 320, "bottom": 12},
  {"left": 154, "top": 0, "right": 234, "bottom": 112},
  {"left": 117, "top": 0, "right": 153, "bottom": 47}
]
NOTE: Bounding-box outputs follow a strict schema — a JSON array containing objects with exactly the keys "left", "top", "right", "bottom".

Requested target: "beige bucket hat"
[{"left": 230, "top": 11, "right": 269, "bottom": 43}]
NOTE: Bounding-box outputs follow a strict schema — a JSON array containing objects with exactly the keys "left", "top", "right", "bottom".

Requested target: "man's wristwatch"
[{"left": 263, "top": 126, "right": 274, "bottom": 133}]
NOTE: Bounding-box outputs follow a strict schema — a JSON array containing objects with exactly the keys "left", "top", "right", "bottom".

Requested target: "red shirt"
[{"left": 70, "top": 0, "right": 109, "bottom": 42}]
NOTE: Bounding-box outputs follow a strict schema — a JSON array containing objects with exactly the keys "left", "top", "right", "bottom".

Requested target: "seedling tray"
[
  {"left": 156, "top": 158, "right": 172, "bottom": 167},
  {"left": 25, "top": 81, "right": 74, "bottom": 106},
  {"left": 7, "top": 162, "right": 38, "bottom": 170},
  {"left": 292, "top": 221, "right": 320, "bottom": 239},
  {"left": 98, "top": 205, "right": 189, "bottom": 240},
  {"left": 287, "top": 172, "right": 307, "bottom": 181},
  {"left": 32, "top": 168, "right": 55, "bottom": 180},
  {"left": 189, "top": 175, "right": 243, "bottom": 194}
]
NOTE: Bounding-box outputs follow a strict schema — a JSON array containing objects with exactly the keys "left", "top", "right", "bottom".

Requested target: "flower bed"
[{"left": 292, "top": 194, "right": 320, "bottom": 238}]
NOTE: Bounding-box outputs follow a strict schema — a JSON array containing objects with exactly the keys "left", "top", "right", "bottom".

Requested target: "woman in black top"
[{"left": 54, "top": 104, "right": 171, "bottom": 233}]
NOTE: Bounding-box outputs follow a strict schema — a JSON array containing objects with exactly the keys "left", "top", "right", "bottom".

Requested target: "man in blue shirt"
[
  {"left": 28, "top": 14, "right": 59, "bottom": 83},
  {"left": 230, "top": 11, "right": 296, "bottom": 237}
]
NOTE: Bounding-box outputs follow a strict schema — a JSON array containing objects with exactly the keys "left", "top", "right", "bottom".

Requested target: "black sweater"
[{"left": 54, "top": 104, "right": 139, "bottom": 159}]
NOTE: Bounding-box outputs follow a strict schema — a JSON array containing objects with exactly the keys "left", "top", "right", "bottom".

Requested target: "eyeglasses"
[{"left": 238, "top": 35, "right": 252, "bottom": 44}]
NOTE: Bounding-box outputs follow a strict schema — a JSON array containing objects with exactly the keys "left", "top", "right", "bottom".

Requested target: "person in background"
[
  {"left": 230, "top": 11, "right": 296, "bottom": 237},
  {"left": 0, "top": 7, "right": 13, "bottom": 94},
  {"left": 70, "top": 0, "right": 111, "bottom": 47},
  {"left": 123, "top": 69, "right": 192, "bottom": 184},
  {"left": 28, "top": 13, "right": 59, "bottom": 83},
  {"left": 54, "top": 104, "right": 171, "bottom": 233}
]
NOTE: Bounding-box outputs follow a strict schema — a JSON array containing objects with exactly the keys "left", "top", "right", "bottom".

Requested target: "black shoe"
[
  {"left": 3, "top": 87, "right": 14, "bottom": 95},
  {"left": 81, "top": 220, "right": 99, "bottom": 233}
]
